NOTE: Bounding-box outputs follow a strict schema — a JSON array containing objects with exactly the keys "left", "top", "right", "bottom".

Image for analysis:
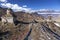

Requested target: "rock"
[{"left": 0, "top": 8, "right": 60, "bottom": 40}]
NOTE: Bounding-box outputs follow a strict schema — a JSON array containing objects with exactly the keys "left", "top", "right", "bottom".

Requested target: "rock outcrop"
[{"left": 0, "top": 7, "right": 60, "bottom": 40}]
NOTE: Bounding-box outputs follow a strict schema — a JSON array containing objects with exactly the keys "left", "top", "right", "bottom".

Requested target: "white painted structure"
[
  {"left": 1, "top": 9, "right": 14, "bottom": 24},
  {"left": 1, "top": 17, "right": 7, "bottom": 23}
]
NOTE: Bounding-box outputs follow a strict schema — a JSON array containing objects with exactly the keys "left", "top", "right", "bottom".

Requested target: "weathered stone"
[{"left": 0, "top": 8, "right": 60, "bottom": 40}]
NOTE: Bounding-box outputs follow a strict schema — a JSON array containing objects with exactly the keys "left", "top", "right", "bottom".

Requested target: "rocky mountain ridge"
[{"left": 0, "top": 7, "right": 60, "bottom": 40}]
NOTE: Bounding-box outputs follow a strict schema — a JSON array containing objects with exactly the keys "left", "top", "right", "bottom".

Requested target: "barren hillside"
[{"left": 0, "top": 7, "right": 60, "bottom": 40}]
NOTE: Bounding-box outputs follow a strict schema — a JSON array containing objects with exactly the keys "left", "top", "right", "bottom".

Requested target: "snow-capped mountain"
[{"left": 37, "top": 9, "right": 60, "bottom": 14}]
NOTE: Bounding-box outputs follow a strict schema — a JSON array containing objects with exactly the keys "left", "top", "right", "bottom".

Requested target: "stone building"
[{"left": 1, "top": 9, "right": 14, "bottom": 24}]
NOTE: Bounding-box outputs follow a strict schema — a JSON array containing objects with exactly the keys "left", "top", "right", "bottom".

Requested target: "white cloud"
[
  {"left": 1, "top": 3, "right": 31, "bottom": 12},
  {"left": 1, "top": 3, "right": 60, "bottom": 14},
  {"left": 1, "top": 0, "right": 60, "bottom": 14},
  {"left": 1, "top": 3, "right": 13, "bottom": 8},
  {"left": 0, "top": 0, "right": 7, "bottom": 2},
  {"left": 22, "top": 5, "right": 27, "bottom": 7},
  {"left": 0, "top": 0, "right": 35, "bottom": 13}
]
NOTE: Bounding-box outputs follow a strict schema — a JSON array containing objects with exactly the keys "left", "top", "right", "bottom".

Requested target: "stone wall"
[
  {"left": 6, "top": 17, "right": 13, "bottom": 23},
  {"left": 1, "top": 17, "right": 13, "bottom": 24}
]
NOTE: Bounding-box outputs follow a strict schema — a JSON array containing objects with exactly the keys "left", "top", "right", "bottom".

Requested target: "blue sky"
[
  {"left": 0, "top": 0, "right": 60, "bottom": 12},
  {"left": 7, "top": 0, "right": 60, "bottom": 10}
]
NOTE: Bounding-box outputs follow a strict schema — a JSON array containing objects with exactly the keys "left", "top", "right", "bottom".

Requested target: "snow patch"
[{"left": 54, "top": 23, "right": 60, "bottom": 27}]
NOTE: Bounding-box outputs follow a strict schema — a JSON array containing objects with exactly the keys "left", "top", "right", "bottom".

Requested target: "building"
[{"left": 1, "top": 9, "right": 14, "bottom": 24}]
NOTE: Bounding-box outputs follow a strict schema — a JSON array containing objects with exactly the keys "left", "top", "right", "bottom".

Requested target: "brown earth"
[{"left": 0, "top": 7, "right": 60, "bottom": 40}]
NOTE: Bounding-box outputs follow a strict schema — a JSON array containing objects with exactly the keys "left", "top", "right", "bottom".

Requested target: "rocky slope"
[
  {"left": 0, "top": 7, "right": 60, "bottom": 40},
  {"left": 0, "top": 20, "right": 60, "bottom": 40}
]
